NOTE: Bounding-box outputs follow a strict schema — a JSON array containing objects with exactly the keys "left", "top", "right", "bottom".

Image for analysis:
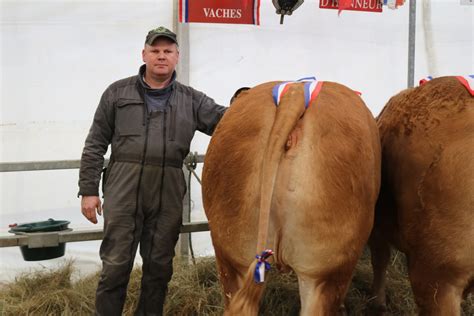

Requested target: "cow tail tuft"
[{"left": 225, "top": 260, "right": 266, "bottom": 316}]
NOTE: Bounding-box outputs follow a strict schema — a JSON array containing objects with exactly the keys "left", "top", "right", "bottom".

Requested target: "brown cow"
[
  {"left": 369, "top": 76, "right": 474, "bottom": 315},
  {"left": 202, "top": 80, "right": 381, "bottom": 315}
]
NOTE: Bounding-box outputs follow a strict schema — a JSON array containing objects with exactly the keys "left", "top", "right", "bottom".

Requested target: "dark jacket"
[{"left": 78, "top": 71, "right": 227, "bottom": 196}]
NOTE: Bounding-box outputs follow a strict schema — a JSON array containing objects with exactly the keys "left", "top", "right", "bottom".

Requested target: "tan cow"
[
  {"left": 369, "top": 76, "right": 474, "bottom": 315},
  {"left": 202, "top": 80, "right": 381, "bottom": 315}
]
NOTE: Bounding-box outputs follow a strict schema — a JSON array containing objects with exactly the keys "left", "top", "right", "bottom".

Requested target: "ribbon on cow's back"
[
  {"left": 272, "top": 77, "right": 362, "bottom": 109},
  {"left": 457, "top": 75, "right": 474, "bottom": 96},
  {"left": 419, "top": 75, "right": 474, "bottom": 96},
  {"left": 419, "top": 76, "right": 434, "bottom": 85},
  {"left": 272, "top": 77, "right": 324, "bottom": 109}
]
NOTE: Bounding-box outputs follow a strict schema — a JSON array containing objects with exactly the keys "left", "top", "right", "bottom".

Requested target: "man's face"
[{"left": 142, "top": 37, "right": 179, "bottom": 79}]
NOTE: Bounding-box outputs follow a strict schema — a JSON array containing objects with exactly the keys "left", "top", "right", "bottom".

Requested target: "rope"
[
  {"left": 184, "top": 152, "right": 201, "bottom": 264},
  {"left": 185, "top": 152, "right": 202, "bottom": 184},
  {"left": 190, "top": 169, "right": 202, "bottom": 185}
]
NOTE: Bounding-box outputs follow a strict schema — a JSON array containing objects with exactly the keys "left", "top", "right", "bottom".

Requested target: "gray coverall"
[{"left": 79, "top": 67, "right": 226, "bottom": 315}]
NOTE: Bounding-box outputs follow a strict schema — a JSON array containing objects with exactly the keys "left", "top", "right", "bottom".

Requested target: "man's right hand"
[{"left": 81, "top": 196, "right": 102, "bottom": 224}]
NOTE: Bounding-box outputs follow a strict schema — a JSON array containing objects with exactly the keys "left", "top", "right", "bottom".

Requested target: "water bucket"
[{"left": 9, "top": 218, "right": 71, "bottom": 261}]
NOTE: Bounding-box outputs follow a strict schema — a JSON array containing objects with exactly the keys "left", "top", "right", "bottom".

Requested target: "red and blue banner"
[
  {"left": 319, "top": 0, "right": 383, "bottom": 13},
  {"left": 179, "top": 0, "right": 260, "bottom": 25}
]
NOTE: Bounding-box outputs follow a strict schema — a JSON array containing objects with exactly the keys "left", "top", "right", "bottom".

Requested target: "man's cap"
[{"left": 145, "top": 26, "right": 178, "bottom": 45}]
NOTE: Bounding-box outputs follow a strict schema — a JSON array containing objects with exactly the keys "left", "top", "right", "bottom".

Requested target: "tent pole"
[
  {"left": 407, "top": 0, "right": 416, "bottom": 88},
  {"left": 173, "top": 0, "right": 191, "bottom": 259},
  {"left": 173, "top": 0, "right": 190, "bottom": 86}
]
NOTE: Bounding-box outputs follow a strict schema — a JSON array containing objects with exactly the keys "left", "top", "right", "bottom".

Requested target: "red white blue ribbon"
[
  {"left": 254, "top": 249, "right": 273, "bottom": 283},
  {"left": 305, "top": 80, "right": 324, "bottom": 108},
  {"left": 383, "top": 0, "right": 405, "bottom": 9},
  {"left": 456, "top": 75, "right": 474, "bottom": 96},
  {"left": 419, "top": 75, "right": 474, "bottom": 96},
  {"left": 272, "top": 81, "right": 294, "bottom": 106},
  {"left": 419, "top": 76, "right": 433, "bottom": 85},
  {"left": 272, "top": 77, "right": 322, "bottom": 109}
]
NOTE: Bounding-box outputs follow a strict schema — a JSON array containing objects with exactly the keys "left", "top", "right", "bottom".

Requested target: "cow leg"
[
  {"left": 214, "top": 255, "right": 242, "bottom": 306},
  {"left": 297, "top": 274, "right": 349, "bottom": 316},
  {"left": 214, "top": 255, "right": 264, "bottom": 316},
  {"left": 409, "top": 261, "right": 463, "bottom": 316},
  {"left": 463, "top": 280, "right": 474, "bottom": 299},
  {"left": 368, "top": 235, "right": 391, "bottom": 314},
  {"left": 368, "top": 187, "right": 396, "bottom": 315}
]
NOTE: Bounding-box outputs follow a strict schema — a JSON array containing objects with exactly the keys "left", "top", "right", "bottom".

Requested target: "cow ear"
[{"left": 230, "top": 87, "right": 251, "bottom": 104}]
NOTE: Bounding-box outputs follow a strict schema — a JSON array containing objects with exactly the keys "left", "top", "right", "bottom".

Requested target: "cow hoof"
[
  {"left": 367, "top": 302, "right": 388, "bottom": 316},
  {"left": 338, "top": 304, "right": 348, "bottom": 316}
]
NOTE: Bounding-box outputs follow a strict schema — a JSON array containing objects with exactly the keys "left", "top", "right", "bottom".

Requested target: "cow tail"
[
  {"left": 227, "top": 84, "right": 307, "bottom": 315},
  {"left": 225, "top": 260, "right": 262, "bottom": 315},
  {"left": 256, "top": 83, "right": 307, "bottom": 252}
]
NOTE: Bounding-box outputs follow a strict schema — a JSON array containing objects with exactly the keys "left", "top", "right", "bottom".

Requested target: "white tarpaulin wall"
[{"left": 0, "top": 0, "right": 473, "bottom": 281}]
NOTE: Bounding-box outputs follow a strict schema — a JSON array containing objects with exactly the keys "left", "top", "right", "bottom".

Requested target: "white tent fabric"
[{"left": 0, "top": 0, "right": 472, "bottom": 282}]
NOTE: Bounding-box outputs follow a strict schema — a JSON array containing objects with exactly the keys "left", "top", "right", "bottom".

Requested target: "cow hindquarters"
[{"left": 225, "top": 83, "right": 306, "bottom": 315}]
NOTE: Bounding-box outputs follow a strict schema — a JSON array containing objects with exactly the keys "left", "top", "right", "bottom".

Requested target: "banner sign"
[
  {"left": 319, "top": 0, "right": 383, "bottom": 12},
  {"left": 179, "top": 0, "right": 260, "bottom": 25}
]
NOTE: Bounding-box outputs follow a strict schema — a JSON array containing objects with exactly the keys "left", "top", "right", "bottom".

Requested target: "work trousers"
[{"left": 95, "top": 162, "right": 186, "bottom": 316}]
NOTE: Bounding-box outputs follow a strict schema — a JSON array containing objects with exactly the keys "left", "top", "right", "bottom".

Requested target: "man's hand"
[{"left": 81, "top": 196, "right": 102, "bottom": 224}]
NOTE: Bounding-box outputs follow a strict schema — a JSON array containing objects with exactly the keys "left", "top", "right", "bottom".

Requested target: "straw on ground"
[{"left": 0, "top": 250, "right": 472, "bottom": 315}]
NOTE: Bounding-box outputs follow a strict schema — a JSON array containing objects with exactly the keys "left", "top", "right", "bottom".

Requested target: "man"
[{"left": 78, "top": 26, "right": 227, "bottom": 315}]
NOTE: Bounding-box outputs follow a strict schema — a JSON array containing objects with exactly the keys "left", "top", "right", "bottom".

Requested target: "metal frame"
[
  {"left": 0, "top": 153, "right": 208, "bottom": 253},
  {"left": 170, "top": 0, "right": 417, "bottom": 89},
  {"left": 407, "top": 0, "right": 417, "bottom": 88},
  {"left": 1, "top": 222, "right": 209, "bottom": 248}
]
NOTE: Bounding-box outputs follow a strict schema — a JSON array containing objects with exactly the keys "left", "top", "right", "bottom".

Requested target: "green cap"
[{"left": 145, "top": 26, "right": 178, "bottom": 45}]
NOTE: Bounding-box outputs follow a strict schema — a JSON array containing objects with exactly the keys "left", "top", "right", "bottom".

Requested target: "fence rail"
[
  {"left": 0, "top": 154, "right": 208, "bottom": 256},
  {"left": 0, "top": 154, "right": 205, "bottom": 172},
  {"left": 0, "top": 160, "right": 84, "bottom": 172},
  {"left": 0, "top": 221, "right": 209, "bottom": 248}
]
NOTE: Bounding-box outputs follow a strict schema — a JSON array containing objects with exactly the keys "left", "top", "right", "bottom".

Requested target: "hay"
[
  {"left": 0, "top": 261, "right": 95, "bottom": 315},
  {"left": 0, "top": 252, "right": 472, "bottom": 315},
  {"left": 165, "top": 257, "right": 223, "bottom": 315}
]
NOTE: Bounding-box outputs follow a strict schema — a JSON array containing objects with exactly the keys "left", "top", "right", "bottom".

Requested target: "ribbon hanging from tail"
[{"left": 254, "top": 249, "right": 274, "bottom": 283}]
